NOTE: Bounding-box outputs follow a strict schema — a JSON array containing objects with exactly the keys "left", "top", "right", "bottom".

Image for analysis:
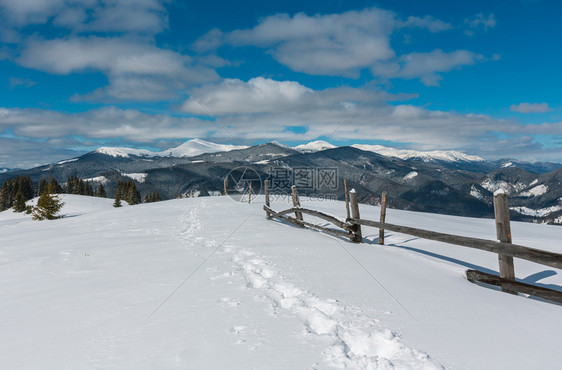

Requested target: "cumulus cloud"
[
  {"left": 8, "top": 77, "right": 36, "bottom": 89},
  {"left": 510, "top": 102, "right": 552, "bottom": 113},
  {"left": 465, "top": 13, "right": 496, "bottom": 36},
  {"left": 16, "top": 36, "right": 218, "bottom": 101},
  {"left": 223, "top": 8, "right": 397, "bottom": 77},
  {"left": 373, "top": 49, "right": 483, "bottom": 86},
  {"left": 194, "top": 7, "right": 481, "bottom": 83},
  {"left": 0, "top": 0, "right": 168, "bottom": 33},
  {"left": 397, "top": 15, "right": 453, "bottom": 32},
  {"left": 180, "top": 77, "right": 415, "bottom": 116},
  {"left": 4, "top": 73, "right": 561, "bottom": 167},
  {"left": 182, "top": 77, "right": 315, "bottom": 114},
  {"left": 0, "top": 136, "right": 85, "bottom": 169},
  {"left": 0, "top": 1, "right": 205, "bottom": 102}
]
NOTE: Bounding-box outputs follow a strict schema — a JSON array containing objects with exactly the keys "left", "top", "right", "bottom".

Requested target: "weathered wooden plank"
[
  {"left": 266, "top": 207, "right": 352, "bottom": 238},
  {"left": 494, "top": 193, "right": 515, "bottom": 283},
  {"left": 263, "top": 205, "right": 352, "bottom": 231},
  {"left": 351, "top": 218, "right": 562, "bottom": 269},
  {"left": 223, "top": 177, "right": 228, "bottom": 196},
  {"left": 379, "top": 191, "right": 387, "bottom": 246},
  {"left": 349, "top": 189, "right": 362, "bottom": 243},
  {"left": 466, "top": 269, "right": 562, "bottom": 304},
  {"left": 264, "top": 180, "right": 271, "bottom": 219},
  {"left": 248, "top": 181, "right": 252, "bottom": 204},
  {"left": 291, "top": 185, "right": 303, "bottom": 222},
  {"left": 344, "top": 179, "right": 350, "bottom": 220}
]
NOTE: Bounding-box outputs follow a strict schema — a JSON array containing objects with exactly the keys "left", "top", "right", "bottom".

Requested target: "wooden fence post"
[
  {"left": 223, "top": 177, "right": 228, "bottom": 196},
  {"left": 344, "top": 179, "right": 350, "bottom": 220},
  {"left": 493, "top": 192, "right": 516, "bottom": 294},
  {"left": 248, "top": 181, "right": 252, "bottom": 204},
  {"left": 379, "top": 191, "right": 387, "bottom": 245},
  {"left": 264, "top": 180, "right": 271, "bottom": 218},
  {"left": 291, "top": 185, "right": 303, "bottom": 222},
  {"left": 349, "top": 189, "right": 362, "bottom": 243}
]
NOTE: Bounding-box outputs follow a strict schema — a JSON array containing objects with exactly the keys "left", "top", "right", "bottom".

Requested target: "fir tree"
[
  {"left": 32, "top": 183, "right": 64, "bottom": 220},
  {"left": 38, "top": 178, "right": 62, "bottom": 195},
  {"left": 127, "top": 181, "right": 141, "bottom": 205},
  {"left": 95, "top": 183, "right": 106, "bottom": 198},
  {"left": 144, "top": 191, "right": 162, "bottom": 203},
  {"left": 0, "top": 176, "right": 35, "bottom": 212},
  {"left": 13, "top": 190, "right": 26, "bottom": 213},
  {"left": 113, "top": 193, "right": 122, "bottom": 208},
  {"left": 0, "top": 182, "right": 9, "bottom": 211}
]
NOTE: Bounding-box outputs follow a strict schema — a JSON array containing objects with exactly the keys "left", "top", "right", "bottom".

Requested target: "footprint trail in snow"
[{"left": 231, "top": 249, "right": 444, "bottom": 369}]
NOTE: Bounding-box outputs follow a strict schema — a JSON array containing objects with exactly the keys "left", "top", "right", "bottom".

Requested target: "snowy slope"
[
  {"left": 293, "top": 140, "right": 337, "bottom": 153},
  {"left": 1, "top": 195, "right": 561, "bottom": 369},
  {"left": 95, "top": 139, "right": 248, "bottom": 158},
  {"left": 351, "top": 144, "right": 485, "bottom": 163}
]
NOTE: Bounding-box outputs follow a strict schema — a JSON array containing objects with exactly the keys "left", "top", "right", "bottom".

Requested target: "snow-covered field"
[{"left": 1, "top": 195, "right": 561, "bottom": 369}]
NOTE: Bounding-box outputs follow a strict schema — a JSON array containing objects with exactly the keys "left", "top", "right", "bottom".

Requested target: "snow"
[
  {"left": 470, "top": 185, "right": 485, "bottom": 200},
  {"left": 161, "top": 139, "right": 247, "bottom": 158},
  {"left": 293, "top": 140, "right": 337, "bottom": 153},
  {"left": 1, "top": 195, "right": 561, "bottom": 369},
  {"left": 121, "top": 172, "right": 148, "bottom": 183},
  {"left": 351, "top": 144, "right": 485, "bottom": 163},
  {"left": 83, "top": 175, "right": 108, "bottom": 184},
  {"left": 402, "top": 171, "right": 418, "bottom": 181},
  {"left": 520, "top": 184, "right": 548, "bottom": 197},
  {"left": 510, "top": 200, "right": 562, "bottom": 217},
  {"left": 501, "top": 162, "right": 514, "bottom": 168},
  {"left": 56, "top": 158, "right": 79, "bottom": 164},
  {"left": 482, "top": 178, "right": 527, "bottom": 195},
  {"left": 95, "top": 146, "right": 156, "bottom": 158},
  {"left": 0, "top": 168, "right": 7, "bottom": 173},
  {"left": 95, "top": 139, "right": 248, "bottom": 158},
  {"left": 494, "top": 188, "right": 506, "bottom": 196},
  {"left": 530, "top": 179, "right": 539, "bottom": 186}
]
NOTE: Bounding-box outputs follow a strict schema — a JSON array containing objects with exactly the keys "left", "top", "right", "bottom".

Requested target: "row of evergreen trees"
[
  {"left": 1, "top": 175, "right": 163, "bottom": 213},
  {"left": 113, "top": 180, "right": 141, "bottom": 207},
  {"left": 0, "top": 176, "right": 34, "bottom": 212},
  {"left": 66, "top": 175, "right": 107, "bottom": 197}
]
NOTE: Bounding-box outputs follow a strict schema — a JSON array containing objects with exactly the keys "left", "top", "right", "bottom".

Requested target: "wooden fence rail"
[
  {"left": 349, "top": 218, "right": 562, "bottom": 270},
  {"left": 262, "top": 183, "right": 562, "bottom": 303}
]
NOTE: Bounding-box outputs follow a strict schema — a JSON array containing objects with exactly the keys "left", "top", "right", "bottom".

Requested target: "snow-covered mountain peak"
[
  {"left": 351, "top": 144, "right": 484, "bottom": 163},
  {"left": 94, "top": 147, "right": 156, "bottom": 158},
  {"left": 163, "top": 139, "right": 248, "bottom": 157},
  {"left": 293, "top": 140, "right": 337, "bottom": 153},
  {"left": 268, "top": 141, "right": 292, "bottom": 149},
  {"left": 94, "top": 139, "right": 248, "bottom": 159}
]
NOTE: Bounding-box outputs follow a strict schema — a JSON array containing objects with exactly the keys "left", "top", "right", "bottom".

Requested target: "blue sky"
[{"left": 1, "top": 0, "right": 561, "bottom": 168}]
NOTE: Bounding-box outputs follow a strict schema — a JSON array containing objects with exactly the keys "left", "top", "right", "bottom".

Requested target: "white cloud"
[
  {"left": 373, "top": 49, "right": 482, "bottom": 86},
  {"left": 182, "top": 77, "right": 314, "bottom": 114},
  {"left": 510, "top": 102, "right": 552, "bottom": 113},
  {"left": 0, "top": 0, "right": 168, "bottom": 33},
  {"left": 0, "top": 136, "right": 84, "bottom": 169},
  {"left": 2, "top": 92, "right": 562, "bottom": 167},
  {"left": 465, "top": 13, "right": 496, "bottom": 36},
  {"left": 195, "top": 7, "right": 480, "bottom": 83},
  {"left": 398, "top": 15, "right": 453, "bottom": 32},
  {"left": 17, "top": 36, "right": 219, "bottom": 101},
  {"left": 9, "top": 77, "right": 36, "bottom": 89},
  {"left": 224, "top": 8, "right": 397, "bottom": 77}
]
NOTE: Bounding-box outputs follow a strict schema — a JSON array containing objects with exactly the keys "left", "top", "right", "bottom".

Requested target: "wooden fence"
[{"left": 262, "top": 183, "right": 562, "bottom": 304}]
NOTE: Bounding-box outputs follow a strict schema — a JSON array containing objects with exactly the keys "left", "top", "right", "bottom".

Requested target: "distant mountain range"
[{"left": 1, "top": 139, "right": 561, "bottom": 224}]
